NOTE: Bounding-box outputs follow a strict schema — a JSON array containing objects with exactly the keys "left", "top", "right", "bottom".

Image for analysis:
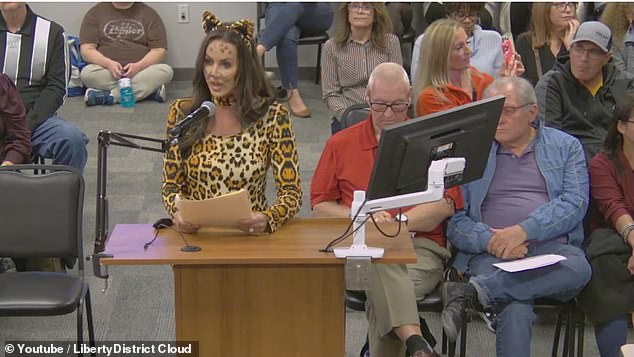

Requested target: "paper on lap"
[
  {"left": 493, "top": 254, "right": 567, "bottom": 273},
  {"left": 175, "top": 189, "right": 252, "bottom": 228}
]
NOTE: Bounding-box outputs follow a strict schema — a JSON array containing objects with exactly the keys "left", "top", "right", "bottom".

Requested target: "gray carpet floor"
[{"left": 0, "top": 78, "right": 630, "bottom": 356}]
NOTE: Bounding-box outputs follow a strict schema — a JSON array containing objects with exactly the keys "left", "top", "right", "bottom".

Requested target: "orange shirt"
[
  {"left": 417, "top": 67, "right": 494, "bottom": 116},
  {"left": 310, "top": 117, "right": 463, "bottom": 247}
]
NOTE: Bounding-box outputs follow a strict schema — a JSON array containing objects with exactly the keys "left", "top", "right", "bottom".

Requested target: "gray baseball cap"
[{"left": 571, "top": 21, "right": 612, "bottom": 52}]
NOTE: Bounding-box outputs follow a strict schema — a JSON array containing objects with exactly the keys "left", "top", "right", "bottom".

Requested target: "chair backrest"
[
  {"left": 340, "top": 104, "right": 370, "bottom": 130},
  {"left": 0, "top": 165, "right": 84, "bottom": 265}
]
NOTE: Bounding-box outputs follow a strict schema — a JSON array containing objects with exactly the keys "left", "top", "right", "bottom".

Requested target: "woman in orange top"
[{"left": 414, "top": 19, "right": 523, "bottom": 116}]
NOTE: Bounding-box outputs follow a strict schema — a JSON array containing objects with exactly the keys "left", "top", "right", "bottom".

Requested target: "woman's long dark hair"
[
  {"left": 179, "top": 30, "right": 275, "bottom": 151},
  {"left": 603, "top": 95, "right": 634, "bottom": 176}
]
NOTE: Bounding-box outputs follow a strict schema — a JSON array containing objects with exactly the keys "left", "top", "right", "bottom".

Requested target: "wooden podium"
[{"left": 103, "top": 218, "right": 416, "bottom": 357}]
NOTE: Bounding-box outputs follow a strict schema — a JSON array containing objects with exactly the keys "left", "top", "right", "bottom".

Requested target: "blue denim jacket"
[{"left": 447, "top": 121, "right": 589, "bottom": 272}]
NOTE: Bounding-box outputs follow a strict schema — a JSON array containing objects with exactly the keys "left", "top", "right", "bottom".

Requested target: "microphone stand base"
[{"left": 181, "top": 245, "right": 202, "bottom": 252}]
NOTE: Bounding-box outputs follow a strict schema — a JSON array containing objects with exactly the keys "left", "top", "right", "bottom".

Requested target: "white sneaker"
[
  {"left": 150, "top": 84, "right": 166, "bottom": 103},
  {"left": 479, "top": 311, "right": 497, "bottom": 333},
  {"left": 84, "top": 88, "right": 114, "bottom": 106}
]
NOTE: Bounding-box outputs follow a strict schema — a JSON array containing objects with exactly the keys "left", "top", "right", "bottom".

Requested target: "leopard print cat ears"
[{"left": 202, "top": 10, "right": 255, "bottom": 49}]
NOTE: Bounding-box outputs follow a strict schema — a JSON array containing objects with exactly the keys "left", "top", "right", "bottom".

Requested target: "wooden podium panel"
[
  {"left": 175, "top": 264, "right": 344, "bottom": 356},
  {"left": 103, "top": 218, "right": 416, "bottom": 357}
]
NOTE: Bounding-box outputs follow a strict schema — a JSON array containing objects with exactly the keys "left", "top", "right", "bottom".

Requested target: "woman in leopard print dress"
[{"left": 161, "top": 12, "right": 302, "bottom": 234}]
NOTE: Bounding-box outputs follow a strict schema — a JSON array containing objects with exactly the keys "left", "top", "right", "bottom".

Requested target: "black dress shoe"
[
  {"left": 441, "top": 281, "right": 480, "bottom": 342},
  {"left": 406, "top": 334, "right": 439, "bottom": 357}
]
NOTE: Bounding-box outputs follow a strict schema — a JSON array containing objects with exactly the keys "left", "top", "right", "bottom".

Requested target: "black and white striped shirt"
[
  {"left": 0, "top": 5, "right": 68, "bottom": 130},
  {"left": 321, "top": 33, "right": 402, "bottom": 119}
]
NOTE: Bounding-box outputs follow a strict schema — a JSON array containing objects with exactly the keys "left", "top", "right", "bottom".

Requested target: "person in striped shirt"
[
  {"left": 321, "top": 2, "right": 402, "bottom": 134},
  {"left": 0, "top": 3, "right": 88, "bottom": 172}
]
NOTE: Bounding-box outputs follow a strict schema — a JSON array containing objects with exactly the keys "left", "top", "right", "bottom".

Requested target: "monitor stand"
[{"left": 333, "top": 158, "right": 465, "bottom": 259}]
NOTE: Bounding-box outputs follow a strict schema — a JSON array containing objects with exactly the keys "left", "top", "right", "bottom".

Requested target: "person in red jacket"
[
  {"left": 0, "top": 73, "right": 30, "bottom": 166},
  {"left": 0, "top": 72, "right": 30, "bottom": 274},
  {"left": 579, "top": 94, "right": 634, "bottom": 357}
]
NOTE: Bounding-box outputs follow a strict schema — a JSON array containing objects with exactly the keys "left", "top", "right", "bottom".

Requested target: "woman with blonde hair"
[
  {"left": 321, "top": 2, "right": 402, "bottom": 134},
  {"left": 601, "top": 3, "right": 634, "bottom": 76},
  {"left": 414, "top": 19, "right": 522, "bottom": 116},
  {"left": 411, "top": 2, "right": 504, "bottom": 80},
  {"left": 515, "top": 2, "right": 580, "bottom": 86}
]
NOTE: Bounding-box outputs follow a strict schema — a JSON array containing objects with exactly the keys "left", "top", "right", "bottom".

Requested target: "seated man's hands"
[
  {"left": 123, "top": 61, "right": 144, "bottom": 78},
  {"left": 504, "top": 243, "right": 528, "bottom": 260},
  {"left": 172, "top": 211, "right": 200, "bottom": 234},
  {"left": 236, "top": 212, "right": 269, "bottom": 235},
  {"left": 488, "top": 224, "right": 528, "bottom": 260},
  {"left": 105, "top": 59, "right": 124, "bottom": 80}
]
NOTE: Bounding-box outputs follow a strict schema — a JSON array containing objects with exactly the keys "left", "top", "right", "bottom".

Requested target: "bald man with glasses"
[{"left": 311, "top": 62, "right": 461, "bottom": 357}]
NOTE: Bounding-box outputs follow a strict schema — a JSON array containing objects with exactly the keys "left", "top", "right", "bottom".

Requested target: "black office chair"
[
  {"left": 256, "top": 3, "right": 329, "bottom": 84},
  {"left": 449, "top": 297, "right": 585, "bottom": 357},
  {"left": 0, "top": 165, "right": 96, "bottom": 353},
  {"left": 31, "top": 154, "right": 47, "bottom": 174},
  {"left": 340, "top": 104, "right": 371, "bottom": 130},
  {"left": 400, "top": 27, "right": 416, "bottom": 56}
]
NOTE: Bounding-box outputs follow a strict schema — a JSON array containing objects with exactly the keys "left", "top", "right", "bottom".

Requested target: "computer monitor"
[{"left": 366, "top": 95, "right": 505, "bottom": 200}]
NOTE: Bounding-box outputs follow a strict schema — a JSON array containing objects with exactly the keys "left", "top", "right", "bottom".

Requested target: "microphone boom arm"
[{"left": 91, "top": 130, "right": 167, "bottom": 286}]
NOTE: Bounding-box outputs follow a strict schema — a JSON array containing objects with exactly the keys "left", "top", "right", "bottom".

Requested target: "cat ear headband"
[{"left": 202, "top": 10, "right": 254, "bottom": 49}]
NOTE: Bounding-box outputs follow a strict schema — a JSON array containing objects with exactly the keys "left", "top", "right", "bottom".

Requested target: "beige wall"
[{"left": 29, "top": 2, "right": 326, "bottom": 71}]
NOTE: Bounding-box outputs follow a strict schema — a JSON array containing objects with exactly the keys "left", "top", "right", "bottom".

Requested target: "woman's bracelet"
[{"left": 621, "top": 223, "right": 634, "bottom": 245}]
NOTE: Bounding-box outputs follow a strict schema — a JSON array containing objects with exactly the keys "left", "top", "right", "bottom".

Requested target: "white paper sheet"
[
  {"left": 175, "top": 189, "right": 252, "bottom": 228},
  {"left": 493, "top": 254, "right": 567, "bottom": 273}
]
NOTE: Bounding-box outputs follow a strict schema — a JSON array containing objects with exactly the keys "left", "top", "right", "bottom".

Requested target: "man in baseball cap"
[
  {"left": 536, "top": 21, "right": 634, "bottom": 161},
  {"left": 570, "top": 20, "right": 612, "bottom": 52}
]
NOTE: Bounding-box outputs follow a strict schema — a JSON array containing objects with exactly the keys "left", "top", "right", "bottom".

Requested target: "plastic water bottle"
[{"left": 119, "top": 78, "right": 135, "bottom": 108}]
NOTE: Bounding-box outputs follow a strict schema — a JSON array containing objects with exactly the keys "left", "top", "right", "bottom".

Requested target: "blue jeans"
[
  {"left": 260, "top": 2, "right": 333, "bottom": 89},
  {"left": 31, "top": 115, "right": 89, "bottom": 172},
  {"left": 595, "top": 317, "right": 628, "bottom": 357},
  {"left": 465, "top": 241, "right": 591, "bottom": 357},
  {"left": 331, "top": 116, "right": 341, "bottom": 135}
]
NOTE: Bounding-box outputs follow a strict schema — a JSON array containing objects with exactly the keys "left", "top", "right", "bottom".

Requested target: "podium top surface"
[{"left": 102, "top": 218, "right": 416, "bottom": 265}]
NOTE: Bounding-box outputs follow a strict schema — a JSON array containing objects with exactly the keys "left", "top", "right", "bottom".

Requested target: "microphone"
[
  {"left": 144, "top": 218, "right": 202, "bottom": 252},
  {"left": 169, "top": 101, "right": 215, "bottom": 139}
]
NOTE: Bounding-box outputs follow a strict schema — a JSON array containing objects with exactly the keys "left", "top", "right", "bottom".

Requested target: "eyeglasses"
[
  {"left": 348, "top": 3, "right": 374, "bottom": 13},
  {"left": 502, "top": 103, "right": 534, "bottom": 115},
  {"left": 570, "top": 44, "right": 606, "bottom": 59},
  {"left": 370, "top": 102, "right": 409, "bottom": 113},
  {"left": 551, "top": 2, "right": 578, "bottom": 11},
  {"left": 450, "top": 11, "right": 480, "bottom": 20}
]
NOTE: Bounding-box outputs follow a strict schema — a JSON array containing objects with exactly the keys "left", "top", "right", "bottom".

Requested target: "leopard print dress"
[{"left": 162, "top": 98, "right": 302, "bottom": 232}]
